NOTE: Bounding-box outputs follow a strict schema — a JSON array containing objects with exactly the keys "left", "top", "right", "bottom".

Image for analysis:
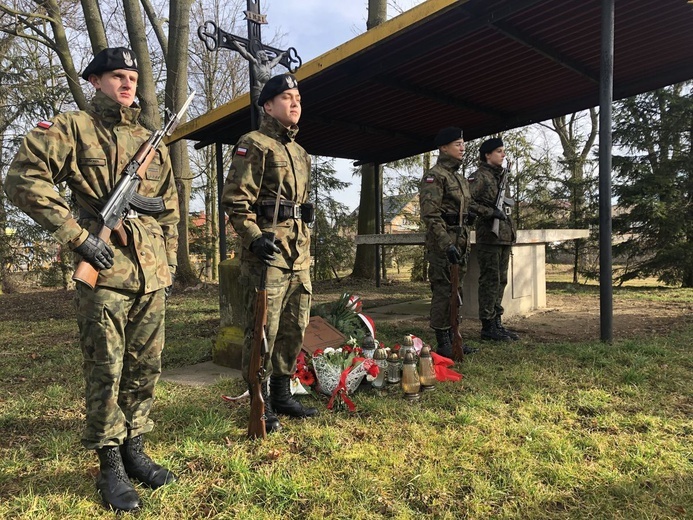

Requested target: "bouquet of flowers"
[{"left": 312, "top": 343, "right": 379, "bottom": 411}]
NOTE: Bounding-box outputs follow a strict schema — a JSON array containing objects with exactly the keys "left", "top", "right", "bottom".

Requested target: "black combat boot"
[
  {"left": 270, "top": 375, "right": 319, "bottom": 418},
  {"left": 447, "top": 328, "right": 479, "bottom": 355},
  {"left": 95, "top": 446, "right": 141, "bottom": 512},
  {"left": 480, "top": 319, "right": 511, "bottom": 342},
  {"left": 495, "top": 316, "right": 519, "bottom": 341},
  {"left": 260, "top": 380, "right": 282, "bottom": 433},
  {"left": 435, "top": 328, "right": 453, "bottom": 358},
  {"left": 121, "top": 435, "right": 176, "bottom": 489}
]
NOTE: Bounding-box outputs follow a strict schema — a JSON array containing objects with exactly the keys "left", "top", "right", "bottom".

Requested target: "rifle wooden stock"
[
  {"left": 449, "top": 263, "right": 464, "bottom": 362},
  {"left": 248, "top": 268, "right": 269, "bottom": 440}
]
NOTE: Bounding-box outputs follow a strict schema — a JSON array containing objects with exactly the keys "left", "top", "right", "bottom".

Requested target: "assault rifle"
[
  {"left": 449, "top": 205, "right": 464, "bottom": 362},
  {"left": 248, "top": 194, "right": 283, "bottom": 439},
  {"left": 449, "top": 262, "right": 464, "bottom": 362},
  {"left": 73, "top": 92, "right": 195, "bottom": 288},
  {"left": 490, "top": 160, "right": 512, "bottom": 237},
  {"left": 248, "top": 259, "right": 271, "bottom": 439}
]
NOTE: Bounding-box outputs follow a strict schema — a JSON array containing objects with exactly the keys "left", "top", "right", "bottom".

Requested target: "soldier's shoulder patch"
[
  {"left": 36, "top": 121, "right": 53, "bottom": 130},
  {"left": 424, "top": 176, "right": 435, "bottom": 183},
  {"left": 235, "top": 146, "right": 248, "bottom": 157},
  {"left": 468, "top": 176, "right": 476, "bottom": 183}
]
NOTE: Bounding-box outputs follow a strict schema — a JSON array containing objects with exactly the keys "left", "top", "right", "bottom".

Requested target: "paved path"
[
  {"left": 366, "top": 299, "right": 431, "bottom": 322},
  {"left": 161, "top": 361, "right": 241, "bottom": 387}
]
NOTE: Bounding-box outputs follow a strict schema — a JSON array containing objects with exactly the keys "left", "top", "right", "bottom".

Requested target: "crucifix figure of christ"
[{"left": 198, "top": 0, "right": 302, "bottom": 129}]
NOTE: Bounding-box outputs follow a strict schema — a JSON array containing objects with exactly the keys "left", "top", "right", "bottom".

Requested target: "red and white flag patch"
[
  {"left": 424, "top": 176, "right": 435, "bottom": 183},
  {"left": 235, "top": 147, "right": 247, "bottom": 157},
  {"left": 37, "top": 121, "right": 53, "bottom": 130}
]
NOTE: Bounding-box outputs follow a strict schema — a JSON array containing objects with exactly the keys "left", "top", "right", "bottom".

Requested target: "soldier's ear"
[{"left": 88, "top": 74, "right": 102, "bottom": 90}]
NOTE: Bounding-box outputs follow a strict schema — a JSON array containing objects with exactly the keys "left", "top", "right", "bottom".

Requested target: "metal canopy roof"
[{"left": 170, "top": 0, "right": 693, "bottom": 165}]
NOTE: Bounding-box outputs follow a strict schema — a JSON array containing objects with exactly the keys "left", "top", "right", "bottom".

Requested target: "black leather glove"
[
  {"left": 165, "top": 266, "right": 176, "bottom": 300},
  {"left": 73, "top": 233, "right": 114, "bottom": 270},
  {"left": 492, "top": 207, "right": 508, "bottom": 221},
  {"left": 250, "top": 233, "right": 281, "bottom": 264},
  {"left": 446, "top": 244, "right": 462, "bottom": 265}
]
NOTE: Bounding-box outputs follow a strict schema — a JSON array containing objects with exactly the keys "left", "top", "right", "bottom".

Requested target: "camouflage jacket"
[
  {"left": 222, "top": 113, "right": 312, "bottom": 271},
  {"left": 468, "top": 161, "right": 516, "bottom": 245},
  {"left": 4, "top": 91, "right": 180, "bottom": 293},
  {"left": 419, "top": 153, "right": 478, "bottom": 254}
]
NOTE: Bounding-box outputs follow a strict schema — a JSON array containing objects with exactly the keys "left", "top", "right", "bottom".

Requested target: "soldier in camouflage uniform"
[
  {"left": 419, "top": 127, "right": 480, "bottom": 358},
  {"left": 4, "top": 48, "right": 178, "bottom": 512},
  {"left": 222, "top": 73, "right": 318, "bottom": 434},
  {"left": 468, "top": 137, "right": 520, "bottom": 341}
]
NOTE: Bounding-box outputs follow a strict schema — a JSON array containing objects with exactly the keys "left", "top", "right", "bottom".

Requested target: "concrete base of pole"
[{"left": 214, "top": 258, "right": 244, "bottom": 369}]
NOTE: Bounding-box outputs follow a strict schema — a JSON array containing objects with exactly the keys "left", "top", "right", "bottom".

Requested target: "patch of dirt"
[
  {"left": 0, "top": 288, "right": 75, "bottom": 322},
  {"left": 502, "top": 292, "right": 692, "bottom": 343},
  {"left": 312, "top": 278, "right": 692, "bottom": 344},
  {"left": 2, "top": 282, "right": 690, "bottom": 344}
]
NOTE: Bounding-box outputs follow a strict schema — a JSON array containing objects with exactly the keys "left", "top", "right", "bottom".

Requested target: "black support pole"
[
  {"left": 599, "top": 0, "right": 614, "bottom": 342},
  {"left": 217, "top": 141, "right": 227, "bottom": 261},
  {"left": 375, "top": 162, "right": 382, "bottom": 288}
]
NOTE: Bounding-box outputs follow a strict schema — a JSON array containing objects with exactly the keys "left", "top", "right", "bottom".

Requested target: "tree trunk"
[
  {"left": 352, "top": 162, "right": 377, "bottom": 278},
  {"left": 44, "top": 0, "right": 88, "bottom": 110},
  {"left": 367, "top": 0, "right": 387, "bottom": 29},
  {"left": 683, "top": 269, "right": 693, "bottom": 288},
  {"left": 140, "top": 0, "right": 169, "bottom": 55},
  {"left": 165, "top": 0, "right": 196, "bottom": 284},
  {"left": 80, "top": 0, "right": 108, "bottom": 53},
  {"left": 351, "top": 0, "right": 387, "bottom": 280},
  {"left": 122, "top": 0, "right": 160, "bottom": 129},
  {"left": 550, "top": 110, "right": 597, "bottom": 282}
]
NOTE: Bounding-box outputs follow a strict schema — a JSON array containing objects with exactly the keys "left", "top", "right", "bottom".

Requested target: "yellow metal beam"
[{"left": 168, "top": 0, "right": 462, "bottom": 144}]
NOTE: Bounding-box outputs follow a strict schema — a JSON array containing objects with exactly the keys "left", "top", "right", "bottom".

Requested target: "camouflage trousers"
[
  {"left": 427, "top": 250, "right": 468, "bottom": 330},
  {"left": 239, "top": 262, "right": 312, "bottom": 384},
  {"left": 75, "top": 284, "right": 166, "bottom": 450},
  {"left": 476, "top": 243, "right": 511, "bottom": 321}
]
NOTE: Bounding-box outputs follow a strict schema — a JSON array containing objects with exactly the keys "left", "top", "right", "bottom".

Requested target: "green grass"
[{"left": 0, "top": 284, "right": 691, "bottom": 519}]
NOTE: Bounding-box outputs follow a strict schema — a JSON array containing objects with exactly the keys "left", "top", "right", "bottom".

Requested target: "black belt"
[
  {"left": 255, "top": 200, "right": 314, "bottom": 223},
  {"left": 442, "top": 213, "right": 461, "bottom": 226}
]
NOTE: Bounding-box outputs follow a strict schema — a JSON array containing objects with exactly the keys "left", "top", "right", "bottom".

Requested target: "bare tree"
[
  {"left": 0, "top": 0, "right": 201, "bottom": 284},
  {"left": 543, "top": 109, "right": 598, "bottom": 282},
  {"left": 350, "top": 0, "right": 387, "bottom": 279}
]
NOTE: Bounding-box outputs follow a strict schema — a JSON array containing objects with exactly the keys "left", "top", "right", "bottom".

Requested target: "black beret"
[
  {"left": 81, "top": 47, "right": 139, "bottom": 80},
  {"left": 258, "top": 74, "right": 299, "bottom": 105},
  {"left": 479, "top": 137, "right": 504, "bottom": 155},
  {"left": 434, "top": 127, "right": 464, "bottom": 147}
]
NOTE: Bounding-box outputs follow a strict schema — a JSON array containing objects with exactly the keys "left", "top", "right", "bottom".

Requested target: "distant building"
[{"left": 349, "top": 193, "right": 421, "bottom": 234}]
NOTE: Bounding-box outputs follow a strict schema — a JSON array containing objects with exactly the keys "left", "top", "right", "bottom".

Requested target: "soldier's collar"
[
  {"left": 480, "top": 161, "right": 504, "bottom": 174},
  {"left": 90, "top": 91, "right": 141, "bottom": 125},
  {"left": 437, "top": 152, "right": 463, "bottom": 171},
  {"left": 259, "top": 113, "right": 299, "bottom": 142}
]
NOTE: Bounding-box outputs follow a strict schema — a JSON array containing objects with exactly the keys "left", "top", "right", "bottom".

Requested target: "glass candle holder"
[
  {"left": 371, "top": 344, "right": 388, "bottom": 389},
  {"left": 400, "top": 334, "right": 415, "bottom": 360},
  {"left": 401, "top": 350, "right": 421, "bottom": 400},
  {"left": 386, "top": 351, "right": 401, "bottom": 385},
  {"left": 418, "top": 344, "right": 437, "bottom": 391},
  {"left": 361, "top": 333, "right": 376, "bottom": 359}
]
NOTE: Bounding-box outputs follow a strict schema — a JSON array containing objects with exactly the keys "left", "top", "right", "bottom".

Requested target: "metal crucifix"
[{"left": 198, "top": 0, "right": 302, "bottom": 129}]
